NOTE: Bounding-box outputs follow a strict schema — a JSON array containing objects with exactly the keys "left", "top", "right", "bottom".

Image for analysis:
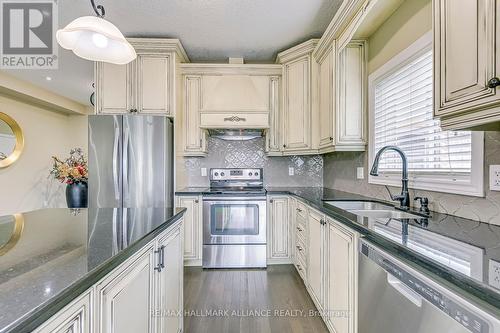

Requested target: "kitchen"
[{"left": 0, "top": 0, "right": 500, "bottom": 332}]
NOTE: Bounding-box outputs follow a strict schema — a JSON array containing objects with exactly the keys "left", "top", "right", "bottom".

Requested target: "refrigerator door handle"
[
  {"left": 112, "top": 123, "right": 120, "bottom": 201},
  {"left": 123, "top": 126, "right": 130, "bottom": 204}
]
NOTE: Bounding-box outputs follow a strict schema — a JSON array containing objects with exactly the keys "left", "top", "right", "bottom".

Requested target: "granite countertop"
[
  {"left": 177, "top": 186, "right": 500, "bottom": 316},
  {"left": 0, "top": 207, "right": 186, "bottom": 333}
]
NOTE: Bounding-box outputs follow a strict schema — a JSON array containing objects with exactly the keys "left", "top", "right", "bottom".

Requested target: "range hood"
[{"left": 207, "top": 129, "right": 264, "bottom": 141}]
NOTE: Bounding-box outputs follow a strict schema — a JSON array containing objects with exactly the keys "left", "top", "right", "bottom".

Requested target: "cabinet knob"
[
  {"left": 329, "top": 136, "right": 333, "bottom": 141},
  {"left": 296, "top": 207, "right": 302, "bottom": 212},
  {"left": 270, "top": 199, "right": 274, "bottom": 203},
  {"left": 194, "top": 199, "right": 199, "bottom": 203},
  {"left": 296, "top": 245, "right": 303, "bottom": 251},
  {"left": 283, "top": 144, "right": 287, "bottom": 148},
  {"left": 297, "top": 226, "right": 303, "bottom": 232},
  {"left": 488, "top": 77, "right": 500, "bottom": 88}
]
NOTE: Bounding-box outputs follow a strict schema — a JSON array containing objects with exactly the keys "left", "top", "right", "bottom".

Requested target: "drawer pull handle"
[
  {"left": 296, "top": 245, "right": 303, "bottom": 251},
  {"left": 296, "top": 208, "right": 302, "bottom": 212},
  {"left": 297, "top": 226, "right": 303, "bottom": 232},
  {"left": 488, "top": 77, "right": 500, "bottom": 88},
  {"left": 297, "top": 264, "right": 302, "bottom": 271},
  {"left": 224, "top": 116, "right": 246, "bottom": 122}
]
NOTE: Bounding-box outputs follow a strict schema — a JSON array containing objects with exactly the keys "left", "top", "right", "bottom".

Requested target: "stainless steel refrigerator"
[{"left": 87, "top": 115, "right": 174, "bottom": 258}]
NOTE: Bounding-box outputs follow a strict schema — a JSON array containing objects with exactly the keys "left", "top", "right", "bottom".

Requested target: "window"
[{"left": 368, "top": 32, "right": 484, "bottom": 197}]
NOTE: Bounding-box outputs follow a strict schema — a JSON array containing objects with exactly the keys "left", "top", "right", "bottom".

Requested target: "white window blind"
[{"left": 373, "top": 49, "right": 472, "bottom": 175}]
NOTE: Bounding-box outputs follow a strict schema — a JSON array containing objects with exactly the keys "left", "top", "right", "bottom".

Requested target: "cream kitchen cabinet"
[
  {"left": 307, "top": 208, "right": 326, "bottom": 311},
  {"left": 156, "top": 223, "right": 184, "bottom": 333},
  {"left": 176, "top": 195, "right": 203, "bottom": 265},
  {"left": 180, "top": 76, "right": 208, "bottom": 157},
  {"left": 325, "top": 217, "right": 358, "bottom": 333},
  {"left": 336, "top": 40, "right": 367, "bottom": 149},
  {"left": 95, "top": 243, "right": 156, "bottom": 333},
  {"left": 277, "top": 40, "right": 319, "bottom": 155},
  {"left": 95, "top": 38, "right": 188, "bottom": 115},
  {"left": 433, "top": 0, "right": 500, "bottom": 130},
  {"left": 293, "top": 199, "right": 308, "bottom": 281},
  {"left": 267, "top": 196, "right": 291, "bottom": 264},
  {"left": 33, "top": 290, "right": 93, "bottom": 333},
  {"left": 288, "top": 198, "right": 358, "bottom": 333},
  {"left": 315, "top": 39, "right": 366, "bottom": 153}
]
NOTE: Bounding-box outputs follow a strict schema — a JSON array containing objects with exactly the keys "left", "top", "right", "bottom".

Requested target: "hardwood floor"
[{"left": 184, "top": 265, "right": 329, "bottom": 333}]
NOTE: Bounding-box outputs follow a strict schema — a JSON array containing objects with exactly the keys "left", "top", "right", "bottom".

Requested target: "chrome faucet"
[{"left": 370, "top": 146, "right": 410, "bottom": 211}]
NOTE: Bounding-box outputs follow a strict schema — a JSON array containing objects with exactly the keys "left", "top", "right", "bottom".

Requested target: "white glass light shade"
[{"left": 57, "top": 16, "right": 136, "bottom": 65}]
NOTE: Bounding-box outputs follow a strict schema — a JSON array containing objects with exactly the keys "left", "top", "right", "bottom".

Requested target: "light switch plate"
[
  {"left": 288, "top": 167, "right": 294, "bottom": 176},
  {"left": 201, "top": 168, "right": 207, "bottom": 177},
  {"left": 356, "top": 167, "right": 364, "bottom": 180},
  {"left": 489, "top": 165, "right": 500, "bottom": 191},
  {"left": 489, "top": 259, "right": 500, "bottom": 290}
]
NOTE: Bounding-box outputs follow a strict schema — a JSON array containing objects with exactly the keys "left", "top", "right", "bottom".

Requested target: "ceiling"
[{"left": 4, "top": 0, "right": 342, "bottom": 105}]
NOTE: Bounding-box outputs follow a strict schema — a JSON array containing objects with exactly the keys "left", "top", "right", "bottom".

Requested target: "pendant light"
[{"left": 56, "top": 0, "right": 136, "bottom": 65}]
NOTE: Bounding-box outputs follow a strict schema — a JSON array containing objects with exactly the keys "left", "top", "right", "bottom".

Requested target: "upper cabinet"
[
  {"left": 95, "top": 38, "right": 189, "bottom": 115},
  {"left": 178, "top": 64, "right": 281, "bottom": 156},
  {"left": 277, "top": 40, "right": 319, "bottom": 155},
  {"left": 433, "top": 0, "right": 500, "bottom": 130}
]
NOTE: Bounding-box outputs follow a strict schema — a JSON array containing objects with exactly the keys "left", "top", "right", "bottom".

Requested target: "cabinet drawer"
[
  {"left": 295, "top": 222, "right": 306, "bottom": 242},
  {"left": 295, "top": 238, "right": 307, "bottom": 261},
  {"left": 295, "top": 201, "right": 308, "bottom": 219},
  {"left": 200, "top": 113, "right": 269, "bottom": 129},
  {"left": 296, "top": 255, "right": 307, "bottom": 280}
]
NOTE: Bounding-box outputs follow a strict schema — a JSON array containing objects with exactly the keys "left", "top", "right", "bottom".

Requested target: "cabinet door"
[
  {"left": 176, "top": 196, "right": 202, "bottom": 263},
  {"left": 337, "top": 41, "right": 366, "bottom": 148},
  {"left": 34, "top": 290, "right": 92, "bottom": 333},
  {"left": 318, "top": 45, "right": 335, "bottom": 150},
  {"left": 267, "top": 196, "right": 290, "bottom": 260},
  {"left": 156, "top": 223, "right": 183, "bottom": 333},
  {"left": 283, "top": 55, "right": 311, "bottom": 151},
  {"left": 137, "top": 55, "right": 171, "bottom": 114},
  {"left": 266, "top": 76, "right": 282, "bottom": 155},
  {"left": 434, "top": 0, "right": 500, "bottom": 117},
  {"left": 326, "top": 218, "right": 357, "bottom": 333},
  {"left": 95, "top": 62, "right": 133, "bottom": 114},
  {"left": 96, "top": 246, "right": 155, "bottom": 333},
  {"left": 182, "top": 76, "right": 207, "bottom": 156},
  {"left": 307, "top": 209, "right": 324, "bottom": 309}
]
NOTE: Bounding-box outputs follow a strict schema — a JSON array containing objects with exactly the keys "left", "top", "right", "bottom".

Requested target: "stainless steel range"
[{"left": 202, "top": 168, "right": 267, "bottom": 268}]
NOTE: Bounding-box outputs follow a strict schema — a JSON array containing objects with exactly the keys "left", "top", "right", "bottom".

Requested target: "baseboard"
[
  {"left": 184, "top": 259, "right": 202, "bottom": 267},
  {"left": 267, "top": 258, "right": 293, "bottom": 265}
]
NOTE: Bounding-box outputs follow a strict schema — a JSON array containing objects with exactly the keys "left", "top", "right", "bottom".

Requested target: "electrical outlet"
[
  {"left": 490, "top": 165, "right": 500, "bottom": 191},
  {"left": 489, "top": 259, "right": 500, "bottom": 290},
  {"left": 201, "top": 168, "right": 207, "bottom": 177},
  {"left": 288, "top": 167, "right": 295, "bottom": 176},
  {"left": 356, "top": 167, "right": 364, "bottom": 180}
]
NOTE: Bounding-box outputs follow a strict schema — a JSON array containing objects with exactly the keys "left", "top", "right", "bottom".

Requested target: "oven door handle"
[{"left": 203, "top": 196, "right": 267, "bottom": 202}]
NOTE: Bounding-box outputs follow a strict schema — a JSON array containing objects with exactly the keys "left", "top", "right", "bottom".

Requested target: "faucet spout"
[{"left": 370, "top": 146, "right": 410, "bottom": 210}]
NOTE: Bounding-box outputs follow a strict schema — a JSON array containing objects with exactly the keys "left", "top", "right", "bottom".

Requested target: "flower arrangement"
[{"left": 50, "top": 148, "right": 88, "bottom": 185}]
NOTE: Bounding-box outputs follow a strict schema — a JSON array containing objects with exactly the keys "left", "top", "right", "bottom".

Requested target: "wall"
[
  {"left": 323, "top": 0, "right": 500, "bottom": 226},
  {"left": 177, "top": 137, "right": 323, "bottom": 188},
  {"left": 0, "top": 94, "right": 88, "bottom": 215}
]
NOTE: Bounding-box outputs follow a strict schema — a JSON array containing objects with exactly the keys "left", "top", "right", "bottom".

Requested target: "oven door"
[{"left": 203, "top": 196, "right": 266, "bottom": 245}]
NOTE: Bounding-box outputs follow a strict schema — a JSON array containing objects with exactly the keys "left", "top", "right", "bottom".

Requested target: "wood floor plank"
[{"left": 184, "top": 265, "right": 329, "bottom": 333}]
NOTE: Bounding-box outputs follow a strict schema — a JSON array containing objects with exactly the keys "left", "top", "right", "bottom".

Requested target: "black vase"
[{"left": 66, "top": 182, "right": 88, "bottom": 208}]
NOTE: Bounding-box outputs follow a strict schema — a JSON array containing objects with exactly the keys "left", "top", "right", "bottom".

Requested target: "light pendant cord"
[{"left": 90, "top": 0, "right": 105, "bottom": 18}]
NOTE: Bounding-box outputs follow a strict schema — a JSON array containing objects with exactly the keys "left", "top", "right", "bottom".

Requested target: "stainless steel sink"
[{"left": 324, "top": 200, "right": 423, "bottom": 219}]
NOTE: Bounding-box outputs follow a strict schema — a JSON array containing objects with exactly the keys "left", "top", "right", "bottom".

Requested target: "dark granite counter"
[
  {"left": 177, "top": 186, "right": 500, "bottom": 316},
  {"left": 0, "top": 207, "right": 186, "bottom": 333}
]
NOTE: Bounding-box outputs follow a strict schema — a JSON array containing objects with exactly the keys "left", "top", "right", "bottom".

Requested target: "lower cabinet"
[
  {"left": 175, "top": 195, "right": 203, "bottom": 266},
  {"left": 301, "top": 203, "right": 358, "bottom": 333},
  {"left": 33, "top": 290, "right": 92, "bottom": 333},
  {"left": 267, "top": 196, "right": 291, "bottom": 263},
  {"left": 325, "top": 217, "right": 357, "bottom": 333},
  {"left": 96, "top": 245, "right": 156, "bottom": 333},
  {"left": 156, "top": 224, "right": 184, "bottom": 333},
  {"left": 36, "top": 218, "right": 184, "bottom": 333},
  {"left": 307, "top": 209, "right": 325, "bottom": 310}
]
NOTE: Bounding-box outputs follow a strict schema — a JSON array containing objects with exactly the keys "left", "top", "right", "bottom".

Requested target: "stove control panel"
[{"left": 210, "top": 168, "right": 262, "bottom": 181}]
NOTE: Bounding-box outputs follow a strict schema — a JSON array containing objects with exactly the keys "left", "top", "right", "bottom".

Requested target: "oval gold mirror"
[
  {"left": 0, "top": 112, "right": 24, "bottom": 168},
  {"left": 0, "top": 214, "right": 24, "bottom": 256}
]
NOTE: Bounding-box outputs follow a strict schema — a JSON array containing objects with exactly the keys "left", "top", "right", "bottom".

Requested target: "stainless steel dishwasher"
[{"left": 359, "top": 239, "right": 500, "bottom": 333}]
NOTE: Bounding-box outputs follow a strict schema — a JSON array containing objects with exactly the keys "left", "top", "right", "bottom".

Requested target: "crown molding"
[
  {"left": 180, "top": 63, "right": 282, "bottom": 76},
  {"left": 127, "top": 38, "right": 190, "bottom": 63},
  {"left": 276, "top": 39, "right": 319, "bottom": 64}
]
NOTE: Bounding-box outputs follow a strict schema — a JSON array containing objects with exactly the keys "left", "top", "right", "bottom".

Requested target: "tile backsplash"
[
  {"left": 177, "top": 137, "right": 323, "bottom": 188},
  {"left": 323, "top": 132, "right": 500, "bottom": 226}
]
